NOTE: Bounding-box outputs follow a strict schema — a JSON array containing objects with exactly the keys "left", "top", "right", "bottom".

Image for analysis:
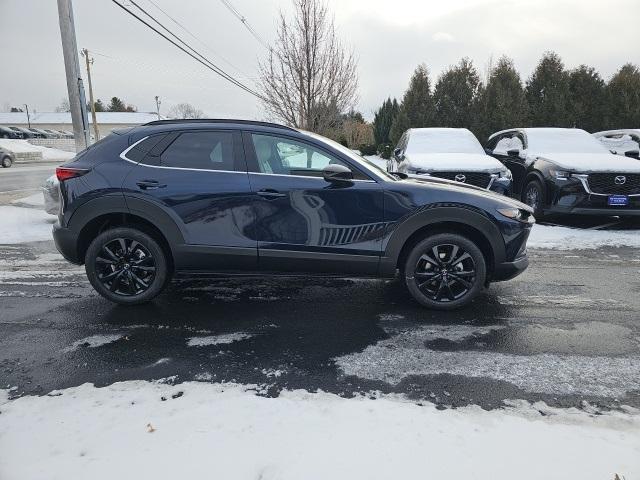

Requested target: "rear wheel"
[
  {"left": 85, "top": 227, "right": 169, "bottom": 305},
  {"left": 404, "top": 233, "right": 486, "bottom": 310},
  {"left": 522, "top": 179, "right": 544, "bottom": 218},
  {"left": 1, "top": 156, "right": 12, "bottom": 168}
]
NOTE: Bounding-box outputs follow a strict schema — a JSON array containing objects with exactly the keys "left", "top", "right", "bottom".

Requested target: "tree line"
[{"left": 373, "top": 52, "right": 640, "bottom": 152}]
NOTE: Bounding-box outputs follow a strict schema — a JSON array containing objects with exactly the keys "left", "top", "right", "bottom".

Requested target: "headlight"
[
  {"left": 550, "top": 169, "right": 572, "bottom": 180},
  {"left": 497, "top": 208, "right": 535, "bottom": 223}
]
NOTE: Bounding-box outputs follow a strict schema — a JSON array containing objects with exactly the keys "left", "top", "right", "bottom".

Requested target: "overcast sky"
[{"left": 1, "top": 0, "right": 638, "bottom": 121}]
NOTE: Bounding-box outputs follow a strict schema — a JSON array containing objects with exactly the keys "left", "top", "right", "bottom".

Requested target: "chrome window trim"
[
  {"left": 119, "top": 135, "right": 247, "bottom": 175},
  {"left": 248, "top": 171, "right": 376, "bottom": 183}
]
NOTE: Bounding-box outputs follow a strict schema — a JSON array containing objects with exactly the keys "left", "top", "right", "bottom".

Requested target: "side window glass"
[
  {"left": 250, "top": 133, "right": 367, "bottom": 180},
  {"left": 160, "top": 131, "right": 235, "bottom": 171},
  {"left": 125, "top": 134, "right": 166, "bottom": 163}
]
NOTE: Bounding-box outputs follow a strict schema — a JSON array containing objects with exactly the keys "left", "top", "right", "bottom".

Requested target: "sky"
[{"left": 1, "top": 0, "right": 638, "bottom": 121}]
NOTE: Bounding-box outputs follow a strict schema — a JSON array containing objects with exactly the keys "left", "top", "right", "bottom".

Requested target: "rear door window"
[{"left": 160, "top": 131, "right": 237, "bottom": 171}]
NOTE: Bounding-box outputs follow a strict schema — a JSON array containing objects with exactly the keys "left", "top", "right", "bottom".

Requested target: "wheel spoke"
[
  {"left": 418, "top": 273, "right": 441, "bottom": 290},
  {"left": 130, "top": 271, "right": 149, "bottom": 289},
  {"left": 117, "top": 238, "right": 127, "bottom": 255},
  {"left": 447, "top": 245, "right": 459, "bottom": 264},
  {"left": 451, "top": 252, "right": 471, "bottom": 267},
  {"left": 431, "top": 246, "right": 443, "bottom": 265},
  {"left": 132, "top": 265, "right": 155, "bottom": 273},
  {"left": 414, "top": 270, "right": 438, "bottom": 279},
  {"left": 102, "top": 245, "right": 119, "bottom": 261},
  {"left": 449, "top": 274, "right": 472, "bottom": 289},
  {"left": 419, "top": 253, "right": 439, "bottom": 267},
  {"left": 96, "top": 256, "right": 116, "bottom": 265},
  {"left": 433, "top": 278, "right": 446, "bottom": 300},
  {"left": 99, "top": 269, "right": 122, "bottom": 282},
  {"left": 132, "top": 255, "right": 153, "bottom": 266},
  {"left": 444, "top": 280, "right": 456, "bottom": 300},
  {"left": 127, "top": 240, "right": 140, "bottom": 255},
  {"left": 109, "top": 270, "right": 125, "bottom": 292},
  {"left": 453, "top": 269, "right": 475, "bottom": 277}
]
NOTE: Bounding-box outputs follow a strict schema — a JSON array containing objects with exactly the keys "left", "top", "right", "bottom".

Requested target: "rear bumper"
[
  {"left": 492, "top": 255, "right": 529, "bottom": 282},
  {"left": 52, "top": 222, "right": 82, "bottom": 264}
]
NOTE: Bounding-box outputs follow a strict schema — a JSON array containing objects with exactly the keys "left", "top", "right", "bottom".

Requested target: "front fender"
[{"left": 380, "top": 205, "right": 506, "bottom": 276}]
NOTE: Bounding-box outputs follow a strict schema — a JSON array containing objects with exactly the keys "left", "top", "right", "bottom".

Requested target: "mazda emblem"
[
  {"left": 455, "top": 174, "right": 467, "bottom": 183},
  {"left": 614, "top": 175, "right": 627, "bottom": 185}
]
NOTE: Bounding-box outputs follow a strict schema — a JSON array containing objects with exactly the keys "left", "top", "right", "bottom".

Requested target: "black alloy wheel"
[
  {"left": 85, "top": 227, "right": 169, "bottom": 305},
  {"left": 523, "top": 179, "right": 544, "bottom": 218},
  {"left": 404, "top": 233, "right": 486, "bottom": 310}
]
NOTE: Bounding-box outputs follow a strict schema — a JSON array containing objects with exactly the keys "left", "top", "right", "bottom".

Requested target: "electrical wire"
[{"left": 219, "top": 0, "right": 270, "bottom": 50}]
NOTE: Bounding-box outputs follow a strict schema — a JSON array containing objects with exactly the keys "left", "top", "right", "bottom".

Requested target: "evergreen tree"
[
  {"left": 389, "top": 107, "right": 410, "bottom": 145},
  {"left": 567, "top": 65, "right": 606, "bottom": 132},
  {"left": 401, "top": 64, "right": 434, "bottom": 127},
  {"left": 107, "top": 96, "right": 127, "bottom": 112},
  {"left": 606, "top": 63, "right": 640, "bottom": 129},
  {"left": 372, "top": 97, "right": 399, "bottom": 145},
  {"left": 433, "top": 58, "right": 481, "bottom": 129},
  {"left": 94, "top": 99, "right": 105, "bottom": 112},
  {"left": 476, "top": 56, "right": 528, "bottom": 140},
  {"left": 526, "top": 52, "right": 571, "bottom": 126}
]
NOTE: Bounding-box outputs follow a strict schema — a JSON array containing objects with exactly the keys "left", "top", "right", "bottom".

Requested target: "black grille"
[
  {"left": 430, "top": 172, "right": 492, "bottom": 188},
  {"left": 588, "top": 173, "right": 640, "bottom": 195}
]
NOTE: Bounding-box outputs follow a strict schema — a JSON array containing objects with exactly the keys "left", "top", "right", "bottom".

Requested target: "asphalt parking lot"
[{"left": 1, "top": 234, "right": 639, "bottom": 411}]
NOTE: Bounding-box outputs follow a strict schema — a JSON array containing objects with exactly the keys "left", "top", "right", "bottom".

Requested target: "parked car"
[
  {"left": 43, "top": 129, "right": 63, "bottom": 139},
  {"left": 593, "top": 130, "right": 640, "bottom": 159},
  {"left": 486, "top": 127, "right": 640, "bottom": 217},
  {"left": 52, "top": 119, "right": 533, "bottom": 309},
  {"left": 10, "top": 126, "right": 39, "bottom": 138},
  {"left": 3, "top": 126, "right": 26, "bottom": 139},
  {"left": 59, "top": 130, "right": 74, "bottom": 139},
  {"left": 0, "top": 126, "right": 24, "bottom": 139},
  {"left": 0, "top": 147, "right": 15, "bottom": 168},
  {"left": 43, "top": 174, "right": 60, "bottom": 214},
  {"left": 388, "top": 128, "right": 513, "bottom": 195}
]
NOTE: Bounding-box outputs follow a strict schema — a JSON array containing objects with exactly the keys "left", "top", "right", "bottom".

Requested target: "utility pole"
[
  {"left": 155, "top": 96, "right": 161, "bottom": 120},
  {"left": 24, "top": 104, "right": 31, "bottom": 128},
  {"left": 82, "top": 48, "right": 100, "bottom": 141},
  {"left": 57, "top": 0, "right": 90, "bottom": 151}
]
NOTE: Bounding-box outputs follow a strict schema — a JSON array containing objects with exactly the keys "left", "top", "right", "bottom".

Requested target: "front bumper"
[
  {"left": 546, "top": 177, "right": 640, "bottom": 216},
  {"left": 492, "top": 255, "right": 529, "bottom": 282},
  {"left": 52, "top": 222, "right": 82, "bottom": 264}
]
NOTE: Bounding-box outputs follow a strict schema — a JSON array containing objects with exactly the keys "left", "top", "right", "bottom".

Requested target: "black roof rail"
[{"left": 142, "top": 118, "right": 298, "bottom": 131}]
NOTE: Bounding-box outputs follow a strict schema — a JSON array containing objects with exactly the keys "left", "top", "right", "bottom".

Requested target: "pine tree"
[
  {"left": 433, "top": 58, "right": 481, "bottom": 129},
  {"left": 372, "top": 97, "right": 399, "bottom": 145},
  {"left": 401, "top": 64, "right": 434, "bottom": 128},
  {"left": 94, "top": 99, "right": 105, "bottom": 112},
  {"left": 389, "top": 107, "right": 411, "bottom": 145},
  {"left": 567, "top": 65, "right": 606, "bottom": 132},
  {"left": 526, "top": 52, "right": 571, "bottom": 126},
  {"left": 476, "top": 56, "right": 528, "bottom": 140},
  {"left": 606, "top": 63, "right": 640, "bottom": 129},
  {"left": 108, "top": 97, "right": 126, "bottom": 112}
]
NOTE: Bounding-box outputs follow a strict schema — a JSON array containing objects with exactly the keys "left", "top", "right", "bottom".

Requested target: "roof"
[
  {"left": 593, "top": 129, "right": 640, "bottom": 137},
  {"left": 0, "top": 111, "right": 166, "bottom": 125},
  {"left": 487, "top": 127, "right": 588, "bottom": 141},
  {"left": 143, "top": 119, "right": 296, "bottom": 131}
]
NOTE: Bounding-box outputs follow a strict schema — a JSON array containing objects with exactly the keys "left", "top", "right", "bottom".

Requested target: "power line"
[
  {"left": 219, "top": 0, "right": 270, "bottom": 50},
  {"left": 144, "top": 0, "right": 255, "bottom": 80},
  {"left": 111, "top": 0, "right": 262, "bottom": 99}
]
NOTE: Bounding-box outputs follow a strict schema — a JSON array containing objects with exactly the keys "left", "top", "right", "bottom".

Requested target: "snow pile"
[
  {"left": 529, "top": 224, "right": 640, "bottom": 250},
  {"left": 0, "top": 139, "right": 74, "bottom": 161},
  {"left": 186, "top": 332, "right": 253, "bottom": 347},
  {"left": 11, "top": 193, "right": 44, "bottom": 207},
  {"left": 0, "top": 206, "right": 54, "bottom": 244},
  {"left": 63, "top": 334, "right": 125, "bottom": 352},
  {"left": 0, "top": 381, "right": 638, "bottom": 480}
]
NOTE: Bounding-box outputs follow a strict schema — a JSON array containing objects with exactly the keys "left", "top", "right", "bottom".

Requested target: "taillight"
[{"left": 56, "top": 167, "right": 89, "bottom": 182}]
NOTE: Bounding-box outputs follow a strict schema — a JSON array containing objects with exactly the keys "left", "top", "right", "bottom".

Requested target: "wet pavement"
[{"left": 1, "top": 238, "right": 639, "bottom": 412}]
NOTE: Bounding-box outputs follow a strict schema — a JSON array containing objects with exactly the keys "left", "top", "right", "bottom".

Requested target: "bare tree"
[
  {"left": 258, "top": 0, "right": 358, "bottom": 134},
  {"left": 55, "top": 98, "right": 71, "bottom": 113},
  {"left": 168, "top": 103, "right": 204, "bottom": 119}
]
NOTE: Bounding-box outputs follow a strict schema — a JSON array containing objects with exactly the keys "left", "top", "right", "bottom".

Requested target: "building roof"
[{"left": 0, "top": 111, "right": 166, "bottom": 125}]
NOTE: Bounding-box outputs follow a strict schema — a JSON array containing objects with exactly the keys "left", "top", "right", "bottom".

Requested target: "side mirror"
[
  {"left": 625, "top": 150, "right": 640, "bottom": 159},
  {"left": 484, "top": 147, "right": 494, "bottom": 155},
  {"left": 393, "top": 148, "right": 404, "bottom": 160},
  {"left": 323, "top": 164, "right": 353, "bottom": 183},
  {"left": 507, "top": 149, "right": 520, "bottom": 158}
]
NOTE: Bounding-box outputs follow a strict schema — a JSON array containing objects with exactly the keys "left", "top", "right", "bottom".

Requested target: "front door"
[
  {"left": 122, "top": 129, "right": 257, "bottom": 271},
  {"left": 243, "top": 131, "right": 385, "bottom": 275}
]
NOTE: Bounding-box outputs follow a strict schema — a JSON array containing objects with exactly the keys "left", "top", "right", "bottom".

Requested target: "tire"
[
  {"left": 522, "top": 179, "right": 545, "bottom": 219},
  {"left": 404, "top": 233, "right": 487, "bottom": 310},
  {"left": 1, "top": 156, "right": 12, "bottom": 168},
  {"left": 85, "top": 227, "right": 169, "bottom": 305}
]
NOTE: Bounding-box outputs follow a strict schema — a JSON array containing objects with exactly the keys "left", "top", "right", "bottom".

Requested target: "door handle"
[
  {"left": 136, "top": 180, "right": 166, "bottom": 190},
  {"left": 257, "top": 188, "right": 286, "bottom": 198}
]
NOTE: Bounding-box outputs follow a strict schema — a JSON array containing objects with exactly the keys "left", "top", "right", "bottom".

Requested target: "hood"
[
  {"left": 404, "top": 153, "right": 505, "bottom": 172},
  {"left": 403, "top": 176, "right": 532, "bottom": 212},
  {"left": 532, "top": 153, "right": 640, "bottom": 172}
]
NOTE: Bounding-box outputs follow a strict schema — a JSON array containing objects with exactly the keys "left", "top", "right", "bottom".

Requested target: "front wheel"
[
  {"left": 85, "top": 227, "right": 169, "bottom": 305},
  {"left": 522, "top": 179, "right": 545, "bottom": 218},
  {"left": 1, "top": 156, "right": 12, "bottom": 168},
  {"left": 404, "top": 233, "right": 486, "bottom": 310}
]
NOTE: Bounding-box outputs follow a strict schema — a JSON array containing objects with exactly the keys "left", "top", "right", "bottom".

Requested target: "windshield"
[
  {"left": 302, "top": 130, "right": 397, "bottom": 181},
  {"left": 406, "top": 129, "right": 484, "bottom": 155},
  {"left": 526, "top": 129, "right": 609, "bottom": 154}
]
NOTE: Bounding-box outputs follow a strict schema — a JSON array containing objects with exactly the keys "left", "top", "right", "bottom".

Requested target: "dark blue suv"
[{"left": 53, "top": 119, "right": 534, "bottom": 309}]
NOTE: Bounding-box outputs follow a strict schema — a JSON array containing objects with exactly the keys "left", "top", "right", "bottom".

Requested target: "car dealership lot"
[{"left": 1, "top": 234, "right": 639, "bottom": 411}]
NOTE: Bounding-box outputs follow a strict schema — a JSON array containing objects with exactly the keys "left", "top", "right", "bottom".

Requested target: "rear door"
[
  {"left": 122, "top": 129, "right": 257, "bottom": 271},
  {"left": 243, "top": 131, "right": 385, "bottom": 275}
]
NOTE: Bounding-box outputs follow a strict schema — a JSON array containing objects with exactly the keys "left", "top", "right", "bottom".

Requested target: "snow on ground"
[
  {"left": 528, "top": 224, "right": 640, "bottom": 249},
  {"left": 334, "top": 321, "right": 640, "bottom": 397},
  {"left": 0, "top": 139, "right": 74, "bottom": 161},
  {"left": 62, "top": 334, "right": 125, "bottom": 352},
  {"left": 0, "top": 206, "right": 54, "bottom": 244},
  {"left": 10, "top": 192, "right": 43, "bottom": 207},
  {"left": 186, "top": 332, "right": 253, "bottom": 347},
  {"left": 0, "top": 381, "right": 637, "bottom": 480}
]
